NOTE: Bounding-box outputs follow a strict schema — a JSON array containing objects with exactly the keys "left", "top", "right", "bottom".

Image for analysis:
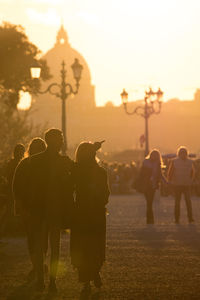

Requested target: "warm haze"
[{"left": 1, "top": 0, "right": 200, "bottom": 106}]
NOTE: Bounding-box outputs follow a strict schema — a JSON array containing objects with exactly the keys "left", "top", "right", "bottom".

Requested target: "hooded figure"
[{"left": 70, "top": 140, "right": 110, "bottom": 295}]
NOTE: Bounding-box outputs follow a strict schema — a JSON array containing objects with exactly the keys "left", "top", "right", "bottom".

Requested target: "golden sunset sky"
[{"left": 1, "top": 0, "right": 200, "bottom": 106}]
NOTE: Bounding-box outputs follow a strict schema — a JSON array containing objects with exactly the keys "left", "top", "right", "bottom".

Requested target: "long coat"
[
  {"left": 13, "top": 149, "right": 74, "bottom": 228},
  {"left": 70, "top": 162, "right": 110, "bottom": 282}
]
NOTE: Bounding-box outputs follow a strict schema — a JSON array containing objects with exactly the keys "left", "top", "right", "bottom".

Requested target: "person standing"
[
  {"left": 4, "top": 144, "right": 25, "bottom": 194},
  {"left": 0, "top": 144, "right": 25, "bottom": 235},
  {"left": 13, "top": 129, "right": 73, "bottom": 293},
  {"left": 140, "top": 149, "right": 166, "bottom": 224},
  {"left": 13, "top": 138, "right": 47, "bottom": 282},
  {"left": 4, "top": 144, "right": 25, "bottom": 215},
  {"left": 168, "top": 146, "right": 195, "bottom": 224},
  {"left": 70, "top": 141, "right": 109, "bottom": 296}
]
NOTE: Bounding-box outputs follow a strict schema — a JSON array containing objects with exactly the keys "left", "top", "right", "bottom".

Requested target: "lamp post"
[
  {"left": 30, "top": 59, "right": 83, "bottom": 155},
  {"left": 121, "top": 87, "right": 164, "bottom": 157}
]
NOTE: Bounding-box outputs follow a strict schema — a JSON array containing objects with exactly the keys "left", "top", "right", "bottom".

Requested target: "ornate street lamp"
[
  {"left": 121, "top": 87, "right": 164, "bottom": 156},
  {"left": 30, "top": 59, "right": 83, "bottom": 155}
]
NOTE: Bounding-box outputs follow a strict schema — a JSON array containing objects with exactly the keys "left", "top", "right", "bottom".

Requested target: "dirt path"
[{"left": 1, "top": 194, "right": 200, "bottom": 299}]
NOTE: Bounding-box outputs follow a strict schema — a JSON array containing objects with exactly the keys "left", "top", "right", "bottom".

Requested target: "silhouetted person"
[
  {"left": 13, "top": 129, "right": 73, "bottom": 293},
  {"left": 5, "top": 144, "right": 25, "bottom": 189},
  {"left": 140, "top": 149, "right": 166, "bottom": 224},
  {"left": 13, "top": 138, "right": 47, "bottom": 282},
  {"left": 70, "top": 141, "right": 110, "bottom": 296},
  {"left": 0, "top": 144, "right": 25, "bottom": 235},
  {"left": 0, "top": 175, "right": 8, "bottom": 239},
  {"left": 168, "top": 146, "right": 195, "bottom": 224}
]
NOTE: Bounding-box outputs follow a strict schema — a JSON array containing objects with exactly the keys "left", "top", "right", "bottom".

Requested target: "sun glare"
[
  {"left": 17, "top": 91, "right": 32, "bottom": 110},
  {"left": 60, "top": 38, "right": 65, "bottom": 44}
]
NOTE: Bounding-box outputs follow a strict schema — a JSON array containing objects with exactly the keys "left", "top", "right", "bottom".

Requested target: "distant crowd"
[
  {"left": 100, "top": 159, "right": 200, "bottom": 197},
  {"left": 101, "top": 161, "right": 139, "bottom": 194}
]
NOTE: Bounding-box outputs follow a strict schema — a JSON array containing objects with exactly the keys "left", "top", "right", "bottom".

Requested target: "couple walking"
[
  {"left": 13, "top": 128, "right": 110, "bottom": 295},
  {"left": 140, "top": 146, "right": 195, "bottom": 224}
]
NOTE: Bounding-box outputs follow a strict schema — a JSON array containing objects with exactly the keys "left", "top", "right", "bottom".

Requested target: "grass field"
[{"left": 1, "top": 193, "right": 200, "bottom": 299}]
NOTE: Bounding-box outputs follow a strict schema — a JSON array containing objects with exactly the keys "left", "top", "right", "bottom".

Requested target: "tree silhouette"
[
  {"left": 0, "top": 22, "right": 50, "bottom": 162},
  {"left": 0, "top": 22, "right": 51, "bottom": 110}
]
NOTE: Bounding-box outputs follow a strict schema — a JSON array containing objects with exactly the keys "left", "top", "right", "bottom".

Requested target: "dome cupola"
[{"left": 56, "top": 25, "right": 68, "bottom": 45}]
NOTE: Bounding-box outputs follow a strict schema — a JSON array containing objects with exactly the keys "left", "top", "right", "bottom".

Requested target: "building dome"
[
  {"left": 41, "top": 26, "right": 95, "bottom": 109},
  {"left": 31, "top": 26, "right": 96, "bottom": 148}
]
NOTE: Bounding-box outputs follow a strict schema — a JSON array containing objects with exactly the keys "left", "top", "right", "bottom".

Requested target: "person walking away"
[
  {"left": 140, "top": 149, "right": 166, "bottom": 224},
  {"left": 4, "top": 144, "right": 25, "bottom": 195},
  {"left": 0, "top": 144, "right": 25, "bottom": 235},
  {"left": 168, "top": 146, "right": 195, "bottom": 224},
  {"left": 70, "top": 141, "right": 110, "bottom": 296},
  {"left": 13, "top": 138, "right": 47, "bottom": 282},
  {"left": 0, "top": 175, "right": 8, "bottom": 239},
  {"left": 13, "top": 129, "right": 74, "bottom": 294}
]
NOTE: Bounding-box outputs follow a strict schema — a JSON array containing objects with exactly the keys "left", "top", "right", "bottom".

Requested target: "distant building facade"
[{"left": 31, "top": 26, "right": 200, "bottom": 155}]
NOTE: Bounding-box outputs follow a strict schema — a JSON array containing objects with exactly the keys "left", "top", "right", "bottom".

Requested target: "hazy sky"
[{"left": 1, "top": 0, "right": 200, "bottom": 106}]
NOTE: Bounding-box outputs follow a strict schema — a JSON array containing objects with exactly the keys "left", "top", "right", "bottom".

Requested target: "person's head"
[
  {"left": 177, "top": 146, "right": 188, "bottom": 160},
  {"left": 28, "top": 138, "right": 46, "bottom": 156},
  {"left": 13, "top": 144, "right": 25, "bottom": 161},
  {"left": 75, "top": 140, "right": 105, "bottom": 164},
  {"left": 148, "top": 149, "right": 163, "bottom": 165},
  {"left": 44, "top": 128, "right": 63, "bottom": 152}
]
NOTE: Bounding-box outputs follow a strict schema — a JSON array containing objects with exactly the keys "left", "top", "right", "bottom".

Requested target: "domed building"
[
  {"left": 31, "top": 25, "right": 96, "bottom": 148},
  {"left": 43, "top": 25, "right": 95, "bottom": 110}
]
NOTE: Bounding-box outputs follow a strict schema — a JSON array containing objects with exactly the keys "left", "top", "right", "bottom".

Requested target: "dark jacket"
[
  {"left": 13, "top": 149, "right": 74, "bottom": 227},
  {"left": 140, "top": 159, "right": 164, "bottom": 190},
  {"left": 134, "top": 159, "right": 164, "bottom": 193}
]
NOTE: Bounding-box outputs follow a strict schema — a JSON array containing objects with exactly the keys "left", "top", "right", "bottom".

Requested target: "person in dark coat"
[
  {"left": 13, "top": 129, "right": 73, "bottom": 293},
  {"left": 5, "top": 144, "right": 25, "bottom": 191},
  {"left": 140, "top": 149, "right": 167, "bottom": 224},
  {"left": 4, "top": 144, "right": 25, "bottom": 213},
  {"left": 0, "top": 144, "right": 25, "bottom": 235},
  {"left": 13, "top": 137, "right": 47, "bottom": 282},
  {"left": 70, "top": 141, "right": 110, "bottom": 295}
]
